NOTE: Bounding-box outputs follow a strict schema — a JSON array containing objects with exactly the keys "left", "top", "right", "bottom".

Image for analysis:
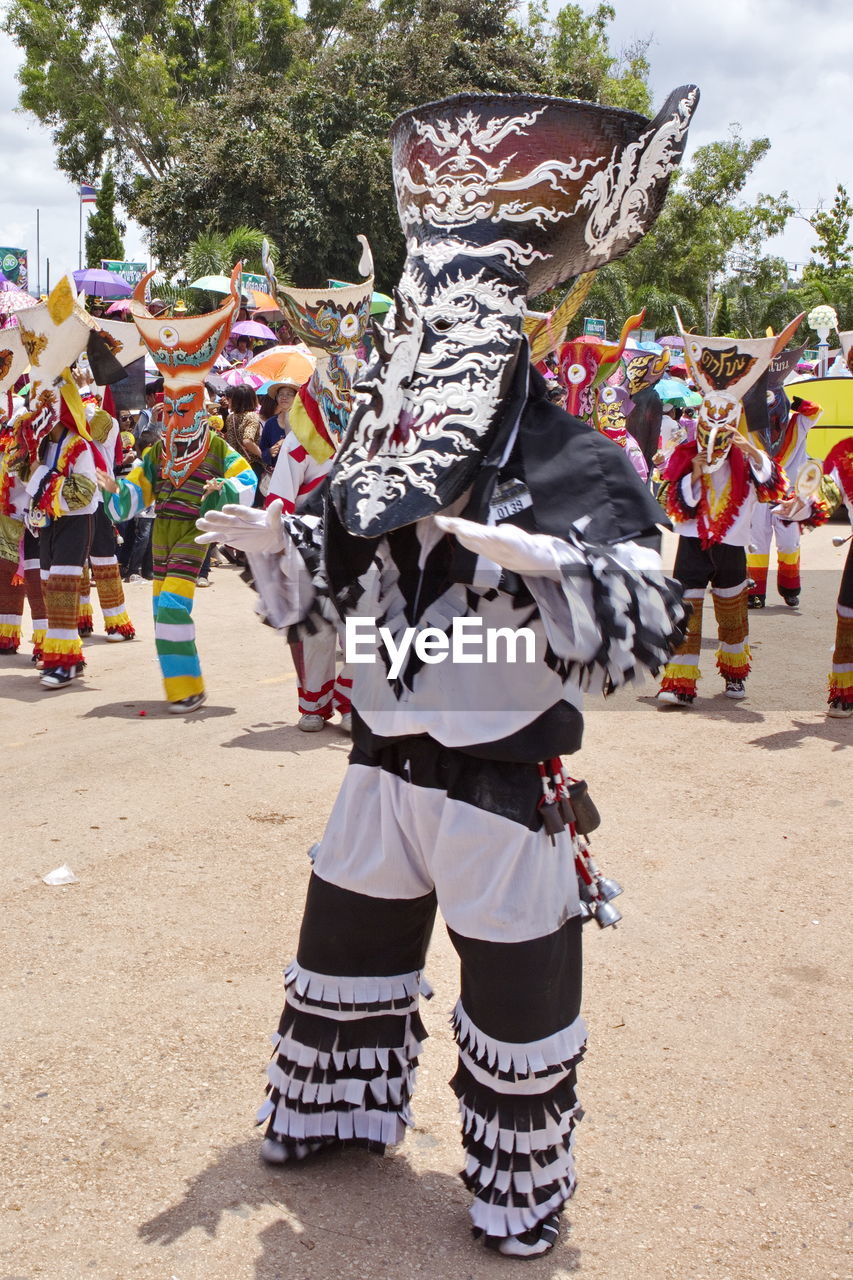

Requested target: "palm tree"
[{"left": 184, "top": 226, "right": 281, "bottom": 281}]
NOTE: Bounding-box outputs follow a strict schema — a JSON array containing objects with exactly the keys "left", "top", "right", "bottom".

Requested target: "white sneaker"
[
  {"left": 724, "top": 679, "right": 746, "bottom": 700},
  {"left": 196, "top": 577, "right": 212, "bottom": 588},
  {"left": 127, "top": 574, "right": 146, "bottom": 584},
  {"left": 298, "top": 713, "right": 326, "bottom": 732},
  {"left": 657, "top": 690, "right": 693, "bottom": 708},
  {"left": 826, "top": 702, "right": 853, "bottom": 719},
  {"left": 105, "top": 631, "right": 134, "bottom": 643},
  {"left": 338, "top": 712, "right": 353, "bottom": 733}
]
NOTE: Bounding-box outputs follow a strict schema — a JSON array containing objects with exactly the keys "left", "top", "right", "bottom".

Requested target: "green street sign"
[{"left": 583, "top": 317, "right": 606, "bottom": 339}]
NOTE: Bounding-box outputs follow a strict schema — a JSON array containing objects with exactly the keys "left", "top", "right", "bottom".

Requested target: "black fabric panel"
[
  {"left": 277, "top": 1004, "right": 428, "bottom": 1054},
  {"left": 673, "top": 536, "right": 747, "bottom": 592},
  {"left": 38, "top": 513, "right": 93, "bottom": 571},
  {"left": 297, "top": 873, "right": 437, "bottom": 977},
  {"left": 519, "top": 368, "right": 669, "bottom": 545},
  {"left": 449, "top": 915, "right": 583, "bottom": 1044},
  {"left": 348, "top": 730, "right": 549, "bottom": 831},
  {"left": 351, "top": 697, "right": 583, "bottom": 769},
  {"left": 451, "top": 1061, "right": 580, "bottom": 1130},
  {"left": 89, "top": 503, "right": 119, "bottom": 557}
]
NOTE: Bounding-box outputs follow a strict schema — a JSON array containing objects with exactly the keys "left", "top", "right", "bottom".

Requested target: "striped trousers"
[
  {"left": 829, "top": 541, "right": 853, "bottom": 709},
  {"left": 259, "top": 733, "right": 585, "bottom": 1239},
  {"left": 151, "top": 517, "right": 207, "bottom": 703},
  {"left": 290, "top": 632, "right": 352, "bottom": 719},
  {"left": 78, "top": 505, "right": 135, "bottom": 638},
  {"left": 747, "top": 504, "right": 800, "bottom": 598},
  {"left": 39, "top": 515, "right": 92, "bottom": 671},
  {"left": 660, "top": 536, "right": 750, "bottom": 696}
]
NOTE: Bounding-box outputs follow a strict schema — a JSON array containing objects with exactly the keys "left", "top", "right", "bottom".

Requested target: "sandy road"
[{"left": 0, "top": 526, "right": 849, "bottom": 1280}]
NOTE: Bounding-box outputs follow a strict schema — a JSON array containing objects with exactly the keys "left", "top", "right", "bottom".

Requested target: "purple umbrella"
[
  {"left": 72, "top": 268, "right": 134, "bottom": 299},
  {"left": 658, "top": 335, "right": 685, "bottom": 349},
  {"left": 231, "top": 319, "right": 278, "bottom": 341}
]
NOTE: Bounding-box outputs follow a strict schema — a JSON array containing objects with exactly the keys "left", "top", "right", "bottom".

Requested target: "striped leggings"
[{"left": 151, "top": 518, "right": 207, "bottom": 703}]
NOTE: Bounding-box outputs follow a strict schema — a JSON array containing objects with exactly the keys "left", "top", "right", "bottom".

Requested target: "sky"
[{"left": 1, "top": 0, "right": 851, "bottom": 292}]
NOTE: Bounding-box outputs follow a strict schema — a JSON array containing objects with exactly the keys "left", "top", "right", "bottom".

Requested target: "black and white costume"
[{"left": 200, "top": 88, "right": 699, "bottom": 1258}]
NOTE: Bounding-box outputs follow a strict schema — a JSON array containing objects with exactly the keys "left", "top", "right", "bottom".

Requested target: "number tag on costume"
[{"left": 490, "top": 479, "right": 532, "bottom": 523}]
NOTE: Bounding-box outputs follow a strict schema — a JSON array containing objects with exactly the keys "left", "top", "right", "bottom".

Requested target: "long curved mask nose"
[
  {"left": 678, "top": 308, "right": 806, "bottom": 471},
  {"left": 332, "top": 85, "right": 700, "bottom": 538},
  {"left": 129, "top": 267, "right": 240, "bottom": 487}
]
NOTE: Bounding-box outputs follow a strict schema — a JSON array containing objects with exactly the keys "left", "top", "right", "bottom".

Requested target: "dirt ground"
[{"left": 1, "top": 526, "right": 849, "bottom": 1280}]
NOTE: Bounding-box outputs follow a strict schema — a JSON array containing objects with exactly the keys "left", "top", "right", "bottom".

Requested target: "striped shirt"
[{"left": 105, "top": 433, "right": 256, "bottom": 523}]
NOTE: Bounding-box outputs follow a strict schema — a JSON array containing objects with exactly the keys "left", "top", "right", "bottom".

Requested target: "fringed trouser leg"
[
  {"left": 773, "top": 514, "right": 801, "bottom": 596},
  {"left": 77, "top": 562, "right": 93, "bottom": 635},
  {"left": 88, "top": 505, "right": 135, "bottom": 637},
  {"left": 151, "top": 518, "right": 206, "bottom": 703},
  {"left": 747, "top": 504, "right": 771, "bottom": 598},
  {"left": 23, "top": 530, "right": 46, "bottom": 658},
  {"left": 260, "top": 735, "right": 584, "bottom": 1238},
  {"left": 39, "top": 514, "right": 92, "bottom": 671},
  {"left": 0, "top": 513, "right": 24, "bottom": 651},
  {"left": 660, "top": 535, "right": 714, "bottom": 697},
  {"left": 712, "top": 577, "right": 750, "bottom": 682},
  {"left": 829, "top": 542, "right": 853, "bottom": 709}
]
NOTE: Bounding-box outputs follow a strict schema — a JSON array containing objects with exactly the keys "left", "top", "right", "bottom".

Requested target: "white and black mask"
[{"left": 332, "top": 86, "right": 700, "bottom": 538}]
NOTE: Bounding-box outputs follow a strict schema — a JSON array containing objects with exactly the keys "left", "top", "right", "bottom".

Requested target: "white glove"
[
  {"left": 435, "top": 514, "right": 568, "bottom": 580},
  {"left": 196, "top": 499, "right": 286, "bottom": 555},
  {"left": 771, "top": 496, "right": 811, "bottom": 522}
]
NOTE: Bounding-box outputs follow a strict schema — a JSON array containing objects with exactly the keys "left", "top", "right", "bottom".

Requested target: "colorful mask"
[
  {"left": 332, "top": 87, "right": 699, "bottom": 537},
  {"left": 559, "top": 312, "right": 644, "bottom": 420},
  {"left": 595, "top": 383, "right": 635, "bottom": 434},
  {"left": 264, "top": 238, "right": 373, "bottom": 445},
  {"left": 679, "top": 312, "right": 805, "bottom": 471},
  {"left": 130, "top": 267, "right": 240, "bottom": 486},
  {"left": 10, "top": 277, "right": 99, "bottom": 458}
]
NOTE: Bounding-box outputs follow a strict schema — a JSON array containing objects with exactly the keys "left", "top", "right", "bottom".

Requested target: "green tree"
[
  {"left": 807, "top": 184, "right": 853, "bottom": 274},
  {"left": 6, "top": 0, "right": 658, "bottom": 286},
  {"left": 574, "top": 128, "right": 794, "bottom": 338},
  {"left": 84, "top": 168, "right": 125, "bottom": 267}
]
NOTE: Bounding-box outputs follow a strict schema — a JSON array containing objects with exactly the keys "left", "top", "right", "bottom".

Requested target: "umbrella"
[
  {"left": 245, "top": 344, "right": 315, "bottom": 385},
  {"left": 72, "top": 268, "right": 133, "bottom": 299},
  {"left": 223, "top": 368, "right": 265, "bottom": 389},
  {"left": 657, "top": 376, "right": 702, "bottom": 408},
  {"left": 105, "top": 299, "right": 132, "bottom": 315},
  {"left": 188, "top": 274, "right": 234, "bottom": 293},
  {"left": 0, "top": 282, "right": 39, "bottom": 317},
  {"left": 246, "top": 288, "right": 281, "bottom": 313},
  {"left": 658, "top": 335, "right": 685, "bottom": 349},
  {"left": 371, "top": 291, "right": 393, "bottom": 315},
  {"left": 231, "top": 319, "right": 278, "bottom": 341}
]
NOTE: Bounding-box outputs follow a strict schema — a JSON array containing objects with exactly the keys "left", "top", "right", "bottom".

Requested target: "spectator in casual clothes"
[
  {"left": 225, "top": 384, "right": 263, "bottom": 505},
  {"left": 259, "top": 382, "right": 299, "bottom": 499},
  {"left": 134, "top": 386, "right": 164, "bottom": 442},
  {"left": 123, "top": 430, "right": 158, "bottom": 582}
]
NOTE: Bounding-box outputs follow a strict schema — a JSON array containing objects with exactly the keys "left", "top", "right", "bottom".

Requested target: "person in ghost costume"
[{"left": 199, "top": 88, "right": 699, "bottom": 1259}]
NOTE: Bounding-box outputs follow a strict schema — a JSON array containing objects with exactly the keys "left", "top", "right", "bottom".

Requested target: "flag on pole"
[{"left": 79, "top": 181, "right": 98, "bottom": 203}]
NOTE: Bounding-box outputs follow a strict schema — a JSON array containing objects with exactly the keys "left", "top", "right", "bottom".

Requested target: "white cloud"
[
  {"left": 585, "top": 0, "right": 853, "bottom": 269},
  {"left": 2, "top": 5, "right": 851, "bottom": 287}
]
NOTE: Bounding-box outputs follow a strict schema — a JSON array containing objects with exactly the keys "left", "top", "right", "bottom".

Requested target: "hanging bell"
[
  {"left": 539, "top": 800, "right": 566, "bottom": 839},
  {"left": 594, "top": 900, "right": 622, "bottom": 928},
  {"left": 558, "top": 793, "right": 576, "bottom": 825},
  {"left": 568, "top": 780, "right": 601, "bottom": 835},
  {"left": 596, "top": 876, "right": 623, "bottom": 902}
]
